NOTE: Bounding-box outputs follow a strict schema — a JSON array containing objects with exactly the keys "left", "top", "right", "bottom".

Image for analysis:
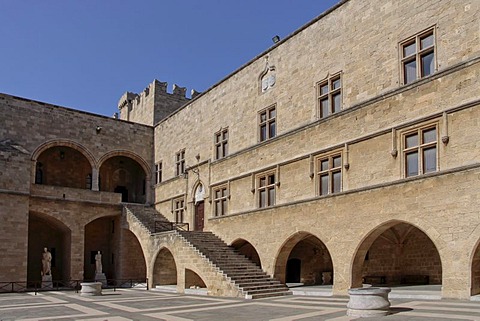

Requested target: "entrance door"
[{"left": 195, "top": 201, "right": 204, "bottom": 231}]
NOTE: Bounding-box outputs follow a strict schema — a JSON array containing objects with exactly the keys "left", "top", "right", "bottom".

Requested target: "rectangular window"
[
  {"left": 175, "top": 150, "right": 185, "bottom": 176},
  {"left": 173, "top": 198, "right": 185, "bottom": 223},
  {"left": 400, "top": 28, "right": 435, "bottom": 85},
  {"left": 317, "top": 73, "right": 342, "bottom": 118},
  {"left": 318, "top": 154, "right": 342, "bottom": 195},
  {"left": 258, "top": 173, "right": 276, "bottom": 208},
  {"left": 259, "top": 106, "right": 276, "bottom": 142},
  {"left": 155, "top": 162, "right": 162, "bottom": 184},
  {"left": 403, "top": 126, "right": 437, "bottom": 177},
  {"left": 213, "top": 186, "right": 228, "bottom": 216},
  {"left": 215, "top": 128, "right": 228, "bottom": 159}
]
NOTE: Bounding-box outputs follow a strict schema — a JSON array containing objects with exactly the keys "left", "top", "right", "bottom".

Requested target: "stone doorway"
[
  {"left": 194, "top": 201, "right": 204, "bottom": 231},
  {"left": 286, "top": 258, "right": 301, "bottom": 283}
]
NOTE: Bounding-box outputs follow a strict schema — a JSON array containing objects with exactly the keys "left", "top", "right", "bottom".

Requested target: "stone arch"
[
  {"left": 185, "top": 269, "right": 207, "bottom": 289},
  {"left": 191, "top": 180, "right": 206, "bottom": 204},
  {"left": 98, "top": 150, "right": 150, "bottom": 180},
  {"left": 231, "top": 238, "right": 262, "bottom": 268},
  {"left": 28, "top": 211, "right": 72, "bottom": 283},
  {"left": 274, "top": 231, "right": 333, "bottom": 285},
  {"left": 31, "top": 140, "right": 96, "bottom": 188},
  {"left": 98, "top": 151, "right": 150, "bottom": 203},
  {"left": 152, "top": 247, "right": 177, "bottom": 286},
  {"left": 470, "top": 234, "right": 480, "bottom": 296},
  {"left": 118, "top": 229, "right": 147, "bottom": 281},
  {"left": 351, "top": 220, "right": 443, "bottom": 288}
]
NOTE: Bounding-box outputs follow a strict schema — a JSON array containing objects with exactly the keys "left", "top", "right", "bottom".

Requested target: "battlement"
[{"left": 117, "top": 79, "right": 196, "bottom": 126}]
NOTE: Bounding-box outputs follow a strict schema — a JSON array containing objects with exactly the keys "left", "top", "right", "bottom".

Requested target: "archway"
[
  {"left": 117, "top": 229, "right": 146, "bottom": 281},
  {"left": 185, "top": 269, "right": 206, "bottom": 289},
  {"left": 99, "top": 156, "right": 146, "bottom": 203},
  {"left": 231, "top": 239, "right": 261, "bottom": 268},
  {"left": 153, "top": 248, "right": 177, "bottom": 286},
  {"left": 352, "top": 221, "right": 442, "bottom": 288},
  {"left": 35, "top": 145, "right": 93, "bottom": 189},
  {"left": 84, "top": 217, "right": 118, "bottom": 280},
  {"left": 274, "top": 232, "right": 333, "bottom": 286},
  {"left": 28, "top": 212, "right": 71, "bottom": 284},
  {"left": 471, "top": 241, "right": 480, "bottom": 295}
]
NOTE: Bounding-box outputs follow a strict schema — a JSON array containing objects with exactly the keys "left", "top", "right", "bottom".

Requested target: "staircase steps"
[
  {"left": 124, "top": 205, "right": 169, "bottom": 234},
  {"left": 178, "top": 230, "right": 291, "bottom": 299}
]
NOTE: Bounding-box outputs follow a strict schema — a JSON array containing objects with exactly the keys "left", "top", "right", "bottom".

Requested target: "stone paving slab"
[{"left": 0, "top": 289, "right": 479, "bottom": 321}]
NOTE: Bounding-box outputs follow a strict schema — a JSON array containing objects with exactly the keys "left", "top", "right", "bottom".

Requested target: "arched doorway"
[
  {"left": 471, "top": 241, "right": 480, "bottom": 296},
  {"left": 231, "top": 239, "right": 262, "bottom": 268},
  {"left": 352, "top": 221, "right": 442, "bottom": 288},
  {"left": 153, "top": 248, "right": 177, "bottom": 286},
  {"left": 35, "top": 146, "right": 93, "bottom": 189},
  {"left": 28, "top": 212, "right": 71, "bottom": 284},
  {"left": 99, "top": 156, "right": 146, "bottom": 203},
  {"left": 274, "top": 232, "right": 333, "bottom": 286},
  {"left": 194, "top": 183, "right": 205, "bottom": 231}
]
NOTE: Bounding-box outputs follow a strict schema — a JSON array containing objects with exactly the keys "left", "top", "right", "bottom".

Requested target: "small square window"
[
  {"left": 403, "top": 125, "right": 438, "bottom": 177},
  {"left": 259, "top": 106, "right": 276, "bottom": 142},
  {"left": 317, "top": 153, "right": 342, "bottom": 196},
  {"left": 257, "top": 173, "right": 276, "bottom": 208}
]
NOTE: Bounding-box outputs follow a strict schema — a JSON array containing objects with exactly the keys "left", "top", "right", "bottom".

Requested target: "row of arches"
[
  {"left": 32, "top": 141, "right": 150, "bottom": 204},
  {"left": 150, "top": 221, "right": 480, "bottom": 296}
]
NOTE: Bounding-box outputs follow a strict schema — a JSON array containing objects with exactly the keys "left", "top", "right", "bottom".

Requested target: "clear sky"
[{"left": 0, "top": 0, "right": 340, "bottom": 117}]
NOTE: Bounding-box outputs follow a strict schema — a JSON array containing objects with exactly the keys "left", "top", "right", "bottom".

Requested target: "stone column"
[
  {"left": 91, "top": 168, "right": 99, "bottom": 191},
  {"left": 70, "top": 227, "right": 85, "bottom": 280}
]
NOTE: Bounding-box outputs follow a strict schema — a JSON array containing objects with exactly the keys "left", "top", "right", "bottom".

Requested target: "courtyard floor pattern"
[{"left": 0, "top": 289, "right": 480, "bottom": 321}]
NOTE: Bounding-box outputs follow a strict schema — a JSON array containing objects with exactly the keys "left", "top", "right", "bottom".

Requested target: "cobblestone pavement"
[{"left": 1, "top": 289, "right": 480, "bottom": 321}]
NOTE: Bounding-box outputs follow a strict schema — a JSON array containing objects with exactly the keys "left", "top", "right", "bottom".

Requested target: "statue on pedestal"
[
  {"left": 41, "top": 247, "right": 52, "bottom": 276},
  {"left": 95, "top": 251, "right": 102, "bottom": 274}
]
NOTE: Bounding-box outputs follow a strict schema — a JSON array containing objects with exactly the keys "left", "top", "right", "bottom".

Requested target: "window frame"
[
  {"left": 316, "top": 152, "right": 343, "bottom": 196},
  {"left": 175, "top": 150, "right": 185, "bottom": 176},
  {"left": 401, "top": 124, "right": 438, "bottom": 178},
  {"left": 213, "top": 185, "right": 228, "bottom": 217},
  {"left": 258, "top": 105, "right": 276, "bottom": 142},
  {"left": 400, "top": 27, "right": 436, "bottom": 85},
  {"left": 214, "top": 128, "right": 229, "bottom": 160},
  {"left": 257, "top": 172, "right": 276, "bottom": 208},
  {"left": 317, "top": 72, "right": 342, "bottom": 119},
  {"left": 172, "top": 197, "right": 185, "bottom": 223},
  {"left": 155, "top": 161, "right": 162, "bottom": 184}
]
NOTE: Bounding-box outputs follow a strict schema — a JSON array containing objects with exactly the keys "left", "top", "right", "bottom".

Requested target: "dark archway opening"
[
  {"left": 27, "top": 212, "right": 71, "bottom": 284},
  {"left": 274, "top": 232, "right": 333, "bottom": 286},
  {"left": 99, "top": 156, "right": 146, "bottom": 203},
  {"left": 352, "top": 222, "right": 442, "bottom": 288},
  {"left": 231, "top": 239, "right": 262, "bottom": 268},
  {"left": 153, "top": 248, "right": 177, "bottom": 286}
]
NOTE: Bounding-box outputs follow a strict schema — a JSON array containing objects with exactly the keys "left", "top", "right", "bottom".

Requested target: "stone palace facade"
[{"left": 1, "top": 0, "right": 480, "bottom": 300}]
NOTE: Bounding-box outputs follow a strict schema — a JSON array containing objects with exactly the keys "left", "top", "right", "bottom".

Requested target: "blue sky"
[{"left": 0, "top": 1, "right": 339, "bottom": 117}]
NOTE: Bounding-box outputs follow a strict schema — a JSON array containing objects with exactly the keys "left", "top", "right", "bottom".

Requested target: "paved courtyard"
[{"left": 1, "top": 288, "right": 480, "bottom": 321}]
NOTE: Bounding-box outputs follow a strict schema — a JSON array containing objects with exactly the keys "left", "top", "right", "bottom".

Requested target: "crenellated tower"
[{"left": 118, "top": 79, "right": 195, "bottom": 126}]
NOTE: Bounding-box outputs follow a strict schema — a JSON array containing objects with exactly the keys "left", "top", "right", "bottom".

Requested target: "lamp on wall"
[
  {"left": 272, "top": 35, "right": 281, "bottom": 44},
  {"left": 96, "top": 126, "right": 102, "bottom": 133},
  {"left": 59, "top": 151, "right": 65, "bottom": 160}
]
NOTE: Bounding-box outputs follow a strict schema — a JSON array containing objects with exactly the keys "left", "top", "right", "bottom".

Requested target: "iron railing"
[{"left": 0, "top": 278, "right": 148, "bottom": 294}]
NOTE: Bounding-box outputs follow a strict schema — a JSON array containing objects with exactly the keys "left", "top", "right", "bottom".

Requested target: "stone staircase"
[
  {"left": 177, "top": 230, "right": 291, "bottom": 299},
  {"left": 123, "top": 204, "right": 169, "bottom": 233}
]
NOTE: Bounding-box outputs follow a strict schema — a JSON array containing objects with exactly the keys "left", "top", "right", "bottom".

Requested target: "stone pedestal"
[
  {"left": 41, "top": 275, "right": 53, "bottom": 289},
  {"left": 347, "top": 287, "right": 391, "bottom": 317},
  {"left": 95, "top": 273, "right": 107, "bottom": 286},
  {"left": 80, "top": 282, "right": 102, "bottom": 296}
]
